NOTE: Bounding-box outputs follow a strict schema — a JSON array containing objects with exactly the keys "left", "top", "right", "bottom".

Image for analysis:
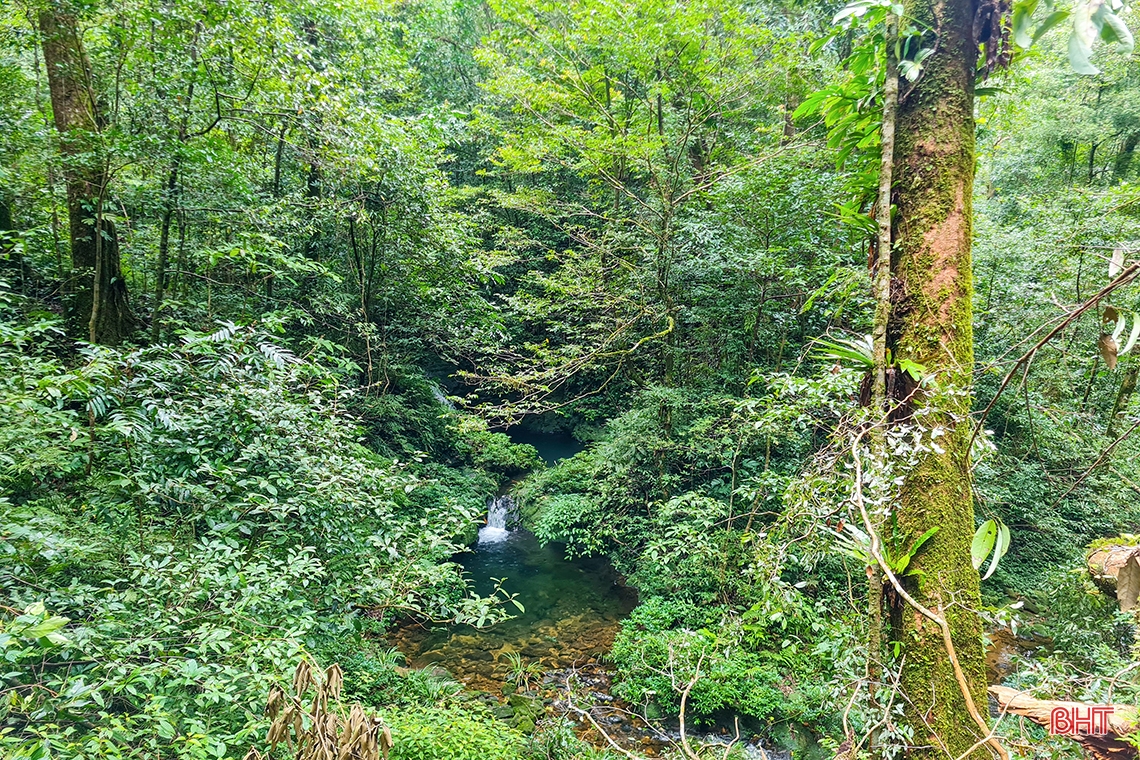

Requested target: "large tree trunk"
[
  {"left": 886, "top": 0, "right": 987, "bottom": 753},
  {"left": 39, "top": 1, "right": 137, "bottom": 344}
]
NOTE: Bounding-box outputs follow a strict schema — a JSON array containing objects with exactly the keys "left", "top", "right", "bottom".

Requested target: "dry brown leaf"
[{"left": 1101, "top": 333, "right": 1119, "bottom": 369}]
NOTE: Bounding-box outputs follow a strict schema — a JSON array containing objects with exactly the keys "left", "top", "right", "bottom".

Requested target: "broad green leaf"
[
  {"left": 896, "top": 526, "right": 939, "bottom": 575},
  {"left": 972, "top": 519, "right": 998, "bottom": 570},
  {"left": 1014, "top": 6, "right": 1034, "bottom": 47},
  {"left": 1034, "top": 10, "right": 1071, "bottom": 42},
  {"left": 1068, "top": 30, "right": 1101, "bottom": 74},
  {"left": 23, "top": 615, "right": 69, "bottom": 639},
  {"left": 982, "top": 522, "right": 1012, "bottom": 580},
  {"left": 1101, "top": 10, "right": 1134, "bottom": 54},
  {"left": 1113, "top": 311, "right": 1128, "bottom": 344},
  {"left": 1122, "top": 313, "right": 1140, "bottom": 355}
]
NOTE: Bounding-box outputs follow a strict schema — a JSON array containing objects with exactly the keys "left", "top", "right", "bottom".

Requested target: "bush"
[
  {"left": 609, "top": 618, "right": 786, "bottom": 722},
  {"left": 382, "top": 706, "right": 528, "bottom": 760},
  {"left": 0, "top": 314, "right": 517, "bottom": 757}
]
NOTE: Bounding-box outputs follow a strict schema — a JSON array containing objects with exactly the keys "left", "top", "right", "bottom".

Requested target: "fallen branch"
[{"left": 988, "top": 686, "right": 1138, "bottom": 760}]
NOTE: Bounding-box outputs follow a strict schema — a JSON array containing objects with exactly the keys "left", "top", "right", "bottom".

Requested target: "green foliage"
[
  {"left": 8, "top": 0, "right": 1140, "bottom": 753},
  {"left": 834, "top": 522, "right": 939, "bottom": 577},
  {"left": 608, "top": 598, "right": 830, "bottom": 726},
  {"left": 0, "top": 303, "right": 518, "bottom": 756},
  {"left": 971, "top": 518, "right": 1012, "bottom": 580},
  {"left": 450, "top": 420, "right": 542, "bottom": 480},
  {"left": 381, "top": 706, "right": 528, "bottom": 760}
]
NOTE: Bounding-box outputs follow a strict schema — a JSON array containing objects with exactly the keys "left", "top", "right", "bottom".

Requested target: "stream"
[
  {"left": 386, "top": 424, "right": 1032, "bottom": 758},
  {"left": 388, "top": 428, "right": 633, "bottom": 694},
  {"left": 389, "top": 503, "right": 637, "bottom": 692},
  {"left": 387, "top": 428, "right": 786, "bottom": 756}
]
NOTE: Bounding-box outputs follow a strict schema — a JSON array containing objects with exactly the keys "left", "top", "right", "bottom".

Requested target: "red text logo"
[{"left": 1049, "top": 706, "right": 1114, "bottom": 736}]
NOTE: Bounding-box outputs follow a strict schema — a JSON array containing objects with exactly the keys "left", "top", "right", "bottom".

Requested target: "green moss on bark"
[{"left": 884, "top": 0, "right": 989, "bottom": 752}]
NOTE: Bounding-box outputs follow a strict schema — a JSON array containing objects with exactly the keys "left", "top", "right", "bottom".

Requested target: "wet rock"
[
  {"left": 508, "top": 693, "right": 540, "bottom": 711},
  {"left": 607, "top": 715, "right": 623, "bottom": 724}
]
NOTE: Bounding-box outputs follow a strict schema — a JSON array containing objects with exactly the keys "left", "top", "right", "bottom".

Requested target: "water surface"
[{"left": 389, "top": 529, "right": 636, "bottom": 692}]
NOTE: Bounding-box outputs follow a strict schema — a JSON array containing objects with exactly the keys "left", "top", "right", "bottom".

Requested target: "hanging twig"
[{"left": 969, "top": 262, "right": 1140, "bottom": 454}]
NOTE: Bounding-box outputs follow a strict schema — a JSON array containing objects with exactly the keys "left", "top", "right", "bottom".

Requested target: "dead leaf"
[
  {"left": 1112, "top": 247, "right": 1125, "bottom": 279},
  {"left": 1101, "top": 333, "right": 1119, "bottom": 369}
]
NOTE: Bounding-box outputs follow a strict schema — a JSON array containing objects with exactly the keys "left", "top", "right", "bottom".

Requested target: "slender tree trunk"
[
  {"left": 153, "top": 24, "right": 202, "bottom": 343},
  {"left": 1108, "top": 366, "right": 1138, "bottom": 438},
  {"left": 867, "top": 12, "right": 898, "bottom": 721},
  {"left": 153, "top": 159, "right": 178, "bottom": 342},
  {"left": 39, "top": 1, "right": 137, "bottom": 344},
  {"left": 887, "top": 0, "right": 987, "bottom": 752},
  {"left": 1114, "top": 132, "right": 1140, "bottom": 181},
  {"left": 303, "top": 18, "right": 323, "bottom": 265}
]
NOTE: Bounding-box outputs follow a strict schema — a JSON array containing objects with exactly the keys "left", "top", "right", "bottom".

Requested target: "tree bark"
[
  {"left": 39, "top": 1, "right": 137, "bottom": 344},
  {"left": 887, "top": 0, "right": 987, "bottom": 753},
  {"left": 989, "top": 686, "right": 1138, "bottom": 760},
  {"left": 1114, "top": 132, "right": 1140, "bottom": 181}
]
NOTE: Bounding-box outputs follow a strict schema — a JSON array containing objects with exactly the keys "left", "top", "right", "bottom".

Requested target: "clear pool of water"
[{"left": 389, "top": 528, "right": 636, "bottom": 692}]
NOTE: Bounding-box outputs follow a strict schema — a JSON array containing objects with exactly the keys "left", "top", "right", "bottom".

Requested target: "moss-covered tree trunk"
[
  {"left": 886, "top": 0, "right": 987, "bottom": 753},
  {"left": 40, "top": 1, "right": 138, "bottom": 344}
]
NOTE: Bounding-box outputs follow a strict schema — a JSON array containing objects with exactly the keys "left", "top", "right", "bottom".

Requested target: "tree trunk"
[
  {"left": 39, "top": 2, "right": 137, "bottom": 344},
  {"left": 1115, "top": 132, "right": 1140, "bottom": 181},
  {"left": 1087, "top": 542, "right": 1140, "bottom": 611},
  {"left": 153, "top": 159, "right": 178, "bottom": 342},
  {"left": 1108, "top": 366, "right": 1138, "bottom": 437},
  {"left": 887, "top": 0, "right": 987, "bottom": 753}
]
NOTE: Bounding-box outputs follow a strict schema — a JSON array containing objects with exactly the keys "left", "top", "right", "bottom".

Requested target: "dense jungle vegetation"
[{"left": 7, "top": 0, "right": 1140, "bottom": 757}]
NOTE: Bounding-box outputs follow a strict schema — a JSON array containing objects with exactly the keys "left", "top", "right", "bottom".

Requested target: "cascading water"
[
  {"left": 429, "top": 382, "right": 456, "bottom": 410},
  {"left": 478, "top": 495, "right": 512, "bottom": 544}
]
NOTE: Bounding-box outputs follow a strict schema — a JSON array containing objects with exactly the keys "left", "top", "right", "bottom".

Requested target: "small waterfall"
[
  {"left": 478, "top": 495, "right": 512, "bottom": 544},
  {"left": 430, "top": 382, "right": 456, "bottom": 410}
]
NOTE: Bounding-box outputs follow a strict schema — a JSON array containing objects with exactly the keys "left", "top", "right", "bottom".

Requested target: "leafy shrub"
[
  {"left": 382, "top": 706, "right": 528, "bottom": 760},
  {"left": 609, "top": 619, "right": 785, "bottom": 722},
  {"left": 450, "top": 417, "right": 542, "bottom": 480},
  {"left": 0, "top": 314, "right": 516, "bottom": 757}
]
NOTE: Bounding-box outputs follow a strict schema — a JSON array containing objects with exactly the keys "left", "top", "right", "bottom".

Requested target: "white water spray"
[
  {"left": 430, "top": 382, "right": 456, "bottom": 410},
  {"left": 478, "top": 495, "right": 512, "bottom": 544}
]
